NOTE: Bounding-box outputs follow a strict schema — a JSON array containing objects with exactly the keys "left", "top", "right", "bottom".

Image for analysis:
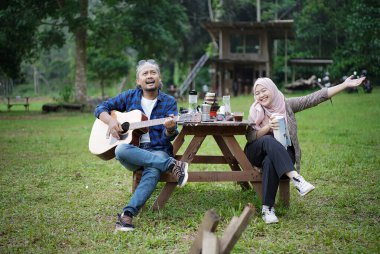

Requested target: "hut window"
[
  {"left": 246, "top": 35, "right": 260, "bottom": 53},
  {"left": 230, "top": 35, "right": 244, "bottom": 53},
  {"left": 230, "top": 34, "right": 260, "bottom": 54}
]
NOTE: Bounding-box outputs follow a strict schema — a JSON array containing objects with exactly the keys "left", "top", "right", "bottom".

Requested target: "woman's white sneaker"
[
  {"left": 262, "top": 207, "right": 279, "bottom": 224},
  {"left": 292, "top": 175, "right": 315, "bottom": 196}
]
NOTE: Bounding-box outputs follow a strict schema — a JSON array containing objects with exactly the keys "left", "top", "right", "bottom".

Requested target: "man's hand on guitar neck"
[
  {"left": 99, "top": 112, "right": 123, "bottom": 139},
  {"left": 164, "top": 114, "right": 176, "bottom": 136}
]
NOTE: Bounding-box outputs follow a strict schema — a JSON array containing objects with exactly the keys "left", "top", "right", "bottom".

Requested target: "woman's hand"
[
  {"left": 255, "top": 116, "right": 280, "bottom": 139},
  {"left": 269, "top": 115, "right": 280, "bottom": 130},
  {"left": 343, "top": 75, "right": 366, "bottom": 88},
  {"left": 327, "top": 75, "right": 366, "bottom": 98}
]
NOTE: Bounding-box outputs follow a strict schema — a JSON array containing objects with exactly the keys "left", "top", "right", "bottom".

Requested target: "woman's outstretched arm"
[{"left": 327, "top": 75, "right": 365, "bottom": 98}]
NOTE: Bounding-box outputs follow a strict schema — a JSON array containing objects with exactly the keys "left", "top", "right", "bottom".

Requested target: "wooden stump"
[{"left": 189, "top": 204, "right": 256, "bottom": 254}]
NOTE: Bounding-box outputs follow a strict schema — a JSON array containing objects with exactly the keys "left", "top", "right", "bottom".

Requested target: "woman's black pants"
[{"left": 244, "top": 135, "right": 295, "bottom": 207}]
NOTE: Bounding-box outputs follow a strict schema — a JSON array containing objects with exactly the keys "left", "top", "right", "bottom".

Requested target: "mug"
[
  {"left": 200, "top": 104, "right": 211, "bottom": 121},
  {"left": 200, "top": 104, "right": 211, "bottom": 114}
]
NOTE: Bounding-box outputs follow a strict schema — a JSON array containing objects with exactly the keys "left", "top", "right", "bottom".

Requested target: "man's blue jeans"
[{"left": 115, "top": 143, "right": 174, "bottom": 216}]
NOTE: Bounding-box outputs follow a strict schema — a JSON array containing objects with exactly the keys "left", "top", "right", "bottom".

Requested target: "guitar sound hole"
[{"left": 121, "top": 122, "right": 130, "bottom": 131}]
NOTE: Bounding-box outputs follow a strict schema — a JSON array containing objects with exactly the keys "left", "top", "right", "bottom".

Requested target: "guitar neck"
[{"left": 129, "top": 117, "right": 177, "bottom": 130}]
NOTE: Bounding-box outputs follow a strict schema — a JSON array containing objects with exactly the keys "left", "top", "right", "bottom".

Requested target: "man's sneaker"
[
  {"left": 262, "top": 207, "right": 279, "bottom": 224},
  {"left": 168, "top": 160, "right": 188, "bottom": 187},
  {"left": 292, "top": 175, "right": 315, "bottom": 196},
  {"left": 114, "top": 213, "right": 135, "bottom": 232}
]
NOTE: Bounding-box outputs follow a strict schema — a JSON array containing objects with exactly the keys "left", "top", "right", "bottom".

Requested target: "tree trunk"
[
  {"left": 74, "top": 0, "right": 88, "bottom": 103},
  {"left": 100, "top": 79, "right": 105, "bottom": 100},
  {"left": 33, "top": 65, "right": 39, "bottom": 95},
  {"left": 118, "top": 76, "right": 127, "bottom": 93},
  {"left": 208, "top": 0, "right": 214, "bottom": 21}
]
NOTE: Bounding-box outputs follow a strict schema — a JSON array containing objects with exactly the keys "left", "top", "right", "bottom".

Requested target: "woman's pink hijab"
[{"left": 248, "top": 77, "right": 286, "bottom": 129}]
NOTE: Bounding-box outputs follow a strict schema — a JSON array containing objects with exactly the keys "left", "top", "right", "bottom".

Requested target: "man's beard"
[
  {"left": 143, "top": 82, "right": 158, "bottom": 92},
  {"left": 143, "top": 86, "right": 158, "bottom": 92}
]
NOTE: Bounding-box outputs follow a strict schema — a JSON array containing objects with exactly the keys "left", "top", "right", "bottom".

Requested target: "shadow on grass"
[{"left": 138, "top": 183, "right": 261, "bottom": 228}]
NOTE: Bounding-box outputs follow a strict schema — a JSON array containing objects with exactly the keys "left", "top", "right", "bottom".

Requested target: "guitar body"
[
  {"left": 89, "top": 109, "right": 201, "bottom": 161},
  {"left": 89, "top": 110, "right": 148, "bottom": 160}
]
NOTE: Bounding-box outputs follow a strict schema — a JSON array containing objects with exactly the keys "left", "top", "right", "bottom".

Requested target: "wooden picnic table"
[{"left": 132, "top": 120, "right": 290, "bottom": 210}]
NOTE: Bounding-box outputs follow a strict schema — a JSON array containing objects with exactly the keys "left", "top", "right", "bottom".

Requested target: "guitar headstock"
[{"left": 178, "top": 113, "right": 202, "bottom": 123}]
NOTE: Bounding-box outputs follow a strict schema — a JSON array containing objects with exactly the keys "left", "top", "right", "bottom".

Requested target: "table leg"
[
  {"left": 222, "top": 136, "right": 262, "bottom": 198},
  {"left": 152, "top": 183, "right": 177, "bottom": 211},
  {"left": 279, "top": 179, "right": 290, "bottom": 207},
  {"left": 180, "top": 135, "right": 206, "bottom": 163},
  {"left": 153, "top": 135, "right": 206, "bottom": 210},
  {"left": 213, "top": 135, "right": 250, "bottom": 190},
  {"left": 252, "top": 182, "right": 262, "bottom": 200},
  {"left": 173, "top": 130, "right": 185, "bottom": 155}
]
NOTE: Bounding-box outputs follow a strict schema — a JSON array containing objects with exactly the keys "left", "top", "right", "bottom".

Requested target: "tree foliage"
[
  {"left": 1, "top": 0, "right": 379, "bottom": 97},
  {"left": 86, "top": 2, "right": 131, "bottom": 97},
  {"left": 0, "top": 0, "right": 65, "bottom": 78},
  {"left": 332, "top": 0, "right": 380, "bottom": 80},
  {"left": 216, "top": 0, "right": 257, "bottom": 21},
  {"left": 0, "top": 0, "right": 89, "bottom": 102},
  {"left": 294, "top": 0, "right": 380, "bottom": 82},
  {"left": 180, "top": 0, "right": 210, "bottom": 60},
  {"left": 88, "top": 0, "right": 192, "bottom": 88},
  {"left": 87, "top": 47, "right": 129, "bottom": 98},
  {"left": 100, "top": 0, "right": 189, "bottom": 60},
  {"left": 294, "top": 0, "right": 344, "bottom": 58}
]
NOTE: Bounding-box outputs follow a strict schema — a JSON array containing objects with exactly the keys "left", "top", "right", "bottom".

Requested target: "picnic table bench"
[{"left": 7, "top": 97, "right": 30, "bottom": 111}]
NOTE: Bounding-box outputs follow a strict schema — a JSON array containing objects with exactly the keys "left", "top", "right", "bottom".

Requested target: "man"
[{"left": 95, "top": 59, "right": 188, "bottom": 232}]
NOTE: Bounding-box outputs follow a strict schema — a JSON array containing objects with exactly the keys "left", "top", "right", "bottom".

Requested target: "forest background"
[
  {"left": 1, "top": 1, "right": 379, "bottom": 253},
  {"left": 0, "top": 0, "right": 379, "bottom": 103}
]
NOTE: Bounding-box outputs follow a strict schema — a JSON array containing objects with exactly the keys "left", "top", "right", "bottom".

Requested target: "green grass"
[{"left": 1, "top": 89, "right": 380, "bottom": 253}]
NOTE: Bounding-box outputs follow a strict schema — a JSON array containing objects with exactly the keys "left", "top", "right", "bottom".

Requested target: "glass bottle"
[
  {"left": 188, "top": 90, "right": 198, "bottom": 113},
  {"left": 222, "top": 95, "right": 231, "bottom": 116}
]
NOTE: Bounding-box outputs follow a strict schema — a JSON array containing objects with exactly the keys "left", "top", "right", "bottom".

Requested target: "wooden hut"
[{"left": 202, "top": 20, "right": 294, "bottom": 96}]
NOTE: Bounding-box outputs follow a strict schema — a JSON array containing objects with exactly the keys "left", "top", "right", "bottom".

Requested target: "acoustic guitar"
[{"left": 88, "top": 110, "right": 201, "bottom": 160}]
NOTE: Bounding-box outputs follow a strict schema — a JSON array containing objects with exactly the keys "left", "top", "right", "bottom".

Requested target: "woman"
[{"left": 245, "top": 76, "right": 365, "bottom": 224}]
